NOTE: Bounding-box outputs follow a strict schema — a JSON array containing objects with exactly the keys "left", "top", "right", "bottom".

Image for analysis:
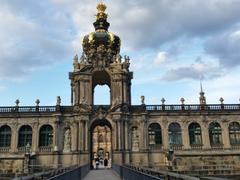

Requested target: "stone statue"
[
  {"left": 80, "top": 53, "right": 87, "bottom": 64},
  {"left": 116, "top": 54, "right": 122, "bottom": 63},
  {"left": 141, "top": 95, "right": 145, "bottom": 105},
  {"left": 124, "top": 55, "right": 130, "bottom": 63},
  {"left": 73, "top": 54, "right": 79, "bottom": 71},
  {"left": 63, "top": 128, "right": 71, "bottom": 152},
  {"left": 131, "top": 127, "right": 139, "bottom": 151},
  {"left": 56, "top": 96, "right": 61, "bottom": 106}
]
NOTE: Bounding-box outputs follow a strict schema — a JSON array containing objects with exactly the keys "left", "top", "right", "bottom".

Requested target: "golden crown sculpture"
[
  {"left": 96, "top": 2, "right": 108, "bottom": 19},
  {"left": 97, "top": 2, "right": 106, "bottom": 13}
]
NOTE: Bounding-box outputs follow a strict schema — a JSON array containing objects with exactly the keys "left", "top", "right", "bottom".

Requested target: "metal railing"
[
  {"left": 113, "top": 164, "right": 200, "bottom": 180},
  {"left": 13, "top": 164, "right": 89, "bottom": 180}
]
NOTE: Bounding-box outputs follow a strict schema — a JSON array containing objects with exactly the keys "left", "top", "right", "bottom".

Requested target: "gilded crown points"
[
  {"left": 97, "top": 2, "right": 107, "bottom": 13},
  {"left": 96, "top": 2, "right": 108, "bottom": 20}
]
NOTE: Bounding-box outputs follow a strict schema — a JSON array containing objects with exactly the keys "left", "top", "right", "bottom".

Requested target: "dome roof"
[{"left": 82, "top": 3, "right": 121, "bottom": 60}]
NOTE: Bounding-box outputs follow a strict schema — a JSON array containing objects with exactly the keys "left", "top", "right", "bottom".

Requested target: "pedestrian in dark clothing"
[
  {"left": 104, "top": 158, "right": 108, "bottom": 168},
  {"left": 95, "top": 157, "right": 99, "bottom": 170}
]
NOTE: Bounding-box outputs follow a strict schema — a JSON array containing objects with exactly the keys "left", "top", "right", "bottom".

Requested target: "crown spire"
[
  {"left": 200, "top": 80, "right": 203, "bottom": 93},
  {"left": 96, "top": 2, "right": 108, "bottom": 20},
  {"left": 199, "top": 80, "right": 206, "bottom": 105}
]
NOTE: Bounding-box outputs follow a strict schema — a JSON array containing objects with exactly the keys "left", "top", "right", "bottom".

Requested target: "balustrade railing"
[
  {"left": 230, "top": 144, "right": 240, "bottom": 149},
  {"left": 171, "top": 144, "right": 183, "bottom": 151},
  {"left": 39, "top": 146, "right": 53, "bottom": 152},
  {"left": 0, "top": 147, "right": 10, "bottom": 153},
  {"left": 210, "top": 144, "right": 223, "bottom": 150},
  {"left": 144, "top": 104, "right": 240, "bottom": 112},
  {"left": 17, "top": 147, "right": 31, "bottom": 153},
  {"left": 149, "top": 144, "right": 163, "bottom": 151},
  {"left": 190, "top": 144, "right": 203, "bottom": 150},
  {"left": 0, "top": 103, "right": 239, "bottom": 114}
]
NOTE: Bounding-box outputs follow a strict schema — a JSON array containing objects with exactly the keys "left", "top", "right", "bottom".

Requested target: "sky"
[{"left": 0, "top": 0, "right": 240, "bottom": 106}]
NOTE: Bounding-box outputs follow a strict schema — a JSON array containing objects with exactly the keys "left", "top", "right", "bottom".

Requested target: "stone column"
[
  {"left": 182, "top": 125, "right": 190, "bottom": 150},
  {"left": 118, "top": 120, "right": 122, "bottom": 150},
  {"left": 85, "top": 120, "right": 88, "bottom": 151},
  {"left": 162, "top": 123, "right": 169, "bottom": 150},
  {"left": 115, "top": 120, "right": 119, "bottom": 150},
  {"left": 202, "top": 123, "right": 211, "bottom": 149},
  {"left": 123, "top": 79, "right": 127, "bottom": 103},
  {"left": 11, "top": 123, "right": 18, "bottom": 153},
  {"left": 71, "top": 83, "right": 73, "bottom": 105},
  {"left": 71, "top": 121, "right": 78, "bottom": 151},
  {"left": 143, "top": 117, "right": 148, "bottom": 150},
  {"left": 32, "top": 123, "right": 39, "bottom": 152},
  {"left": 222, "top": 122, "right": 231, "bottom": 149},
  {"left": 112, "top": 122, "right": 117, "bottom": 150},
  {"left": 53, "top": 119, "right": 60, "bottom": 168},
  {"left": 53, "top": 119, "right": 60, "bottom": 151},
  {"left": 79, "top": 121, "right": 83, "bottom": 151},
  {"left": 125, "top": 121, "right": 129, "bottom": 150}
]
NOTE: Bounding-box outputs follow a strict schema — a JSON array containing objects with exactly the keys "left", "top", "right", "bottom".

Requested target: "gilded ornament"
[
  {"left": 88, "top": 32, "right": 94, "bottom": 44},
  {"left": 108, "top": 32, "right": 114, "bottom": 45}
]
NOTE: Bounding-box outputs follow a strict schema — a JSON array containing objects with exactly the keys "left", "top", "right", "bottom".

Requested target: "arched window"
[
  {"left": 229, "top": 122, "right": 240, "bottom": 145},
  {"left": 188, "top": 123, "right": 202, "bottom": 145},
  {"left": 0, "top": 125, "right": 11, "bottom": 147},
  {"left": 168, "top": 123, "right": 182, "bottom": 145},
  {"left": 18, "top": 125, "right": 32, "bottom": 147},
  {"left": 148, "top": 123, "right": 162, "bottom": 145},
  {"left": 94, "top": 85, "right": 110, "bottom": 105},
  {"left": 39, "top": 125, "right": 53, "bottom": 147},
  {"left": 209, "top": 122, "right": 222, "bottom": 145}
]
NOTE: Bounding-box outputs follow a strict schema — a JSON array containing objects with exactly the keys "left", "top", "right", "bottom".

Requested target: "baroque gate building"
[{"left": 0, "top": 3, "right": 240, "bottom": 175}]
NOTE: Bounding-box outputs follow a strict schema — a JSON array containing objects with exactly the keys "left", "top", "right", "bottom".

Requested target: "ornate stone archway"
[{"left": 90, "top": 119, "right": 112, "bottom": 169}]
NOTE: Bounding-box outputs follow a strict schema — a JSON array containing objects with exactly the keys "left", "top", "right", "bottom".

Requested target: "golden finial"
[
  {"left": 97, "top": 2, "right": 106, "bottom": 13},
  {"left": 96, "top": 2, "right": 108, "bottom": 20}
]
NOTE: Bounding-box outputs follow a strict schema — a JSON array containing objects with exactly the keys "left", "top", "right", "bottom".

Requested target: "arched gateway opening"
[{"left": 90, "top": 119, "right": 112, "bottom": 169}]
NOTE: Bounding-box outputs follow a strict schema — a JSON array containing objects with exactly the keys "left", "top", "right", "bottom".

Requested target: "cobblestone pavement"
[{"left": 82, "top": 169, "right": 121, "bottom": 180}]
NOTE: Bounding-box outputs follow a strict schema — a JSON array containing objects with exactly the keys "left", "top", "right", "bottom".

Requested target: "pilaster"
[
  {"left": 222, "top": 122, "right": 231, "bottom": 149},
  {"left": 182, "top": 125, "right": 190, "bottom": 150},
  {"left": 162, "top": 122, "right": 169, "bottom": 150},
  {"left": 32, "top": 122, "right": 39, "bottom": 152},
  {"left": 11, "top": 122, "right": 18, "bottom": 153},
  {"left": 202, "top": 122, "right": 211, "bottom": 149}
]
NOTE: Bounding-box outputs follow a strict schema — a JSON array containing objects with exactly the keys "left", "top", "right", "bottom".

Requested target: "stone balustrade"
[{"left": 0, "top": 147, "right": 10, "bottom": 153}]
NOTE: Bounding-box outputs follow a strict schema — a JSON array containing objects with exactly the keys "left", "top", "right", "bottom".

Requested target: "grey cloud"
[
  {"left": 108, "top": 0, "right": 240, "bottom": 50},
  {"left": 0, "top": 4, "right": 70, "bottom": 80},
  {"left": 161, "top": 58, "right": 223, "bottom": 81},
  {"left": 204, "top": 29, "right": 240, "bottom": 68},
  {"left": 49, "top": 0, "right": 240, "bottom": 50},
  {"left": 1, "top": 0, "right": 240, "bottom": 81}
]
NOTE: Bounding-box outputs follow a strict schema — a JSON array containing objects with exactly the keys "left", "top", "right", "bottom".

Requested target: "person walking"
[
  {"left": 95, "top": 157, "right": 99, "bottom": 170},
  {"left": 104, "top": 158, "right": 108, "bottom": 169}
]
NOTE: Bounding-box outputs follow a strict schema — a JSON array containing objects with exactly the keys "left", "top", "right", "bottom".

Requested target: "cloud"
[
  {"left": 110, "top": 0, "right": 240, "bottom": 50},
  {"left": 204, "top": 29, "right": 240, "bottom": 68},
  {"left": 48, "top": 0, "right": 240, "bottom": 51},
  {"left": 161, "top": 57, "right": 223, "bottom": 81},
  {"left": 1, "top": 0, "right": 240, "bottom": 83},
  {"left": 0, "top": 2, "right": 71, "bottom": 81},
  {"left": 153, "top": 51, "right": 168, "bottom": 66}
]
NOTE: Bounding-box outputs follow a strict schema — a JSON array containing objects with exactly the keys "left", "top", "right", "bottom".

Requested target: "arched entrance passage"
[{"left": 90, "top": 119, "right": 112, "bottom": 169}]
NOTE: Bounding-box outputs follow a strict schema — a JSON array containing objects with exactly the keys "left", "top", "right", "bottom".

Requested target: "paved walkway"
[{"left": 82, "top": 169, "right": 121, "bottom": 180}]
